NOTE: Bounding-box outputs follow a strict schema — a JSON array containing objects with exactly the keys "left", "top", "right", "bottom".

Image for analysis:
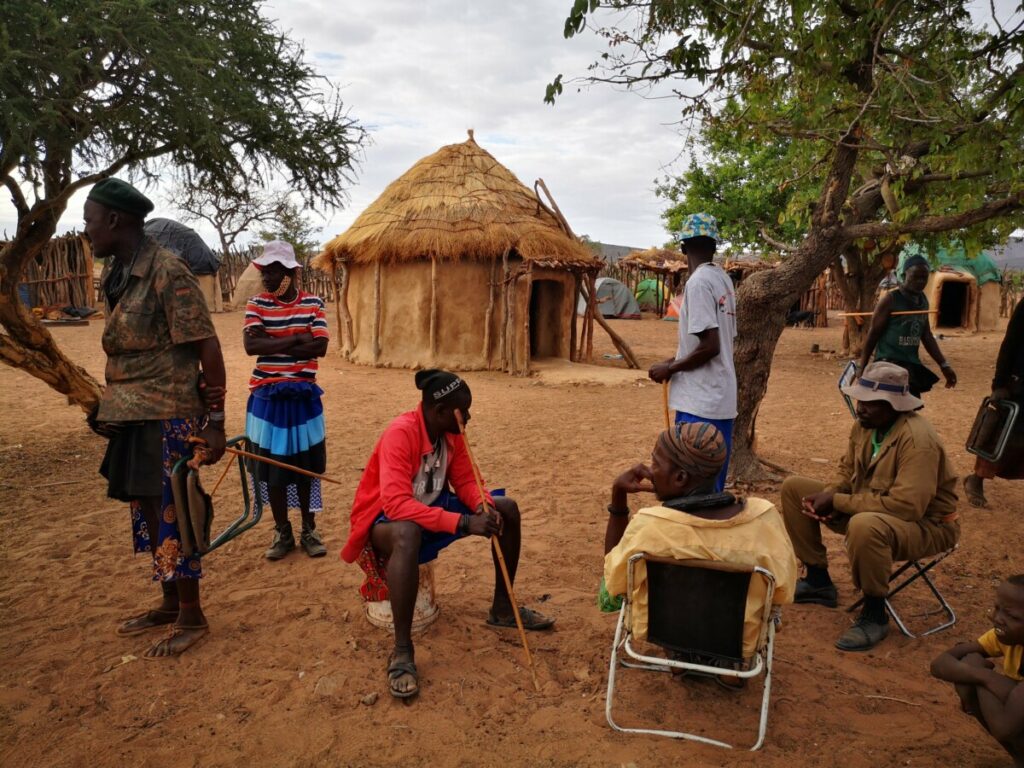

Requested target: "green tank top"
[{"left": 875, "top": 289, "right": 928, "bottom": 365}]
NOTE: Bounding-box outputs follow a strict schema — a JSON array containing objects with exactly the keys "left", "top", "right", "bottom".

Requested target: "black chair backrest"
[{"left": 645, "top": 560, "right": 751, "bottom": 664}]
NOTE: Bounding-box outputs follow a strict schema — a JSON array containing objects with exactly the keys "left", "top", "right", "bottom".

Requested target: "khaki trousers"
[{"left": 781, "top": 476, "right": 960, "bottom": 597}]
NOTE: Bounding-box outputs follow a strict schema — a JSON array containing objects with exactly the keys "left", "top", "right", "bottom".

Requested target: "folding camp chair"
[
  {"left": 605, "top": 553, "right": 777, "bottom": 751},
  {"left": 847, "top": 546, "right": 958, "bottom": 638},
  {"left": 170, "top": 435, "right": 265, "bottom": 557}
]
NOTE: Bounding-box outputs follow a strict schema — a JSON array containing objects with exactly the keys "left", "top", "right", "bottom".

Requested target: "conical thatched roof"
[
  {"left": 313, "top": 133, "right": 601, "bottom": 271},
  {"left": 619, "top": 247, "right": 688, "bottom": 274}
]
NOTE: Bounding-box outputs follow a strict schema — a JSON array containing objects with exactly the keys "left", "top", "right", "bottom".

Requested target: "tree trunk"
[
  {"left": 0, "top": 213, "right": 103, "bottom": 413},
  {"left": 831, "top": 246, "right": 890, "bottom": 357},
  {"left": 730, "top": 140, "right": 861, "bottom": 483}
]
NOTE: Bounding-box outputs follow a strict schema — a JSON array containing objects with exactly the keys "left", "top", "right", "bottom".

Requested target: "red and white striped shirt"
[{"left": 244, "top": 291, "right": 329, "bottom": 389}]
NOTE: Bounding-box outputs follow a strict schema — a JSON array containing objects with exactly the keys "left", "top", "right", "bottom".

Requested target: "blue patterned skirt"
[{"left": 245, "top": 381, "right": 327, "bottom": 510}]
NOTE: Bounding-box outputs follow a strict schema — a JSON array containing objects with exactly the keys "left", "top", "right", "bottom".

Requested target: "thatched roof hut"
[
  {"left": 616, "top": 247, "right": 688, "bottom": 316},
  {"left": 313, "top": 132, "right": 602, "bottom": 372}
]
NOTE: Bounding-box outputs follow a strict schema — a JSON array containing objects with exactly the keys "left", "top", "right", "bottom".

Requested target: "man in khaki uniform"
[{"left": 782, "top": 362, "right": 960, "bottom": 652}]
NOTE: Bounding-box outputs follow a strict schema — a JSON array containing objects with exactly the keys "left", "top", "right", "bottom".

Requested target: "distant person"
[
  {"left": 84, "top": 178, "right": 226, "bottom": 659},
  {"left": 341, "top": 370, "right": 554, "bottom": 699},
  {"left": 601, "top": 421, "right": 797, "bottom": 671},
  {"left": 964, "top": 299, "right": 1024, "bottom": 508},
  {"left": 781, "top": 362, "right": 960, "bottom": 652},
  {"left": 243, "top": 240, "right": 329, "bottom": 560},
  {"left": 858, "top": 254, "right": 956, "bottom": 397},
  {"left": 930, "top": 574, "right": 1024, "bottom": 765},
  {"left": 648, "top": 213, "right": 737, "bottom": 492}
]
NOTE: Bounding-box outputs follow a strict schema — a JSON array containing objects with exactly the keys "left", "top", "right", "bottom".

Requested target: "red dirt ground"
[{"left": 0, "top": 310, "right": 1020, "bottom": 767}]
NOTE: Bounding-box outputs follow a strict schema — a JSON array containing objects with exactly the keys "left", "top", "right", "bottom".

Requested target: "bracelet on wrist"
[
  {"left": 939, "top": 361, "right": 952, "bottom": 370},
  {"left": 458, "top": 514, "right": 470, "bottom": 536},
  {"left": 607, "top": 504, "right": 630, "bottom": 518}
]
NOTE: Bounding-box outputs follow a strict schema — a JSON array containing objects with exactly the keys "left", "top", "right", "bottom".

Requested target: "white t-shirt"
[{"left": 668, "top": 262, "right": 738, "bottom": 419}]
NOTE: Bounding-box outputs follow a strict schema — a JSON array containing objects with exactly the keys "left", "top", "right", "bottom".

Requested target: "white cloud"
[{"left": 2, "top": 1, "right": 689, "bottom": 249}]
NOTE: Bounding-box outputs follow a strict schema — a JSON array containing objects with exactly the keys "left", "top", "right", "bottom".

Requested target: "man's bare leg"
[
  {"left": 118, "top": 496, "right": 178, "bottom": 634},
  {"left": 370, "top": 520, "right": 421, "bottom": 696},
  {"left": 490, "top": 497, "right": 520, "bottom": 621},
  {"left": 133, "top": 497, "right": 208, "bottom": 658}
]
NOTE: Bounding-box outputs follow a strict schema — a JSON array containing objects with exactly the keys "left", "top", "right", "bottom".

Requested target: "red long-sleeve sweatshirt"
[{"left": 340, "top": 404, "right": 490, "bottom": 563}]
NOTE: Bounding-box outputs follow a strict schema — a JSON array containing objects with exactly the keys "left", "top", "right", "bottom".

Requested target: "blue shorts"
[{"left": 373, "top": 488, "right": 505, "bottom": 564}]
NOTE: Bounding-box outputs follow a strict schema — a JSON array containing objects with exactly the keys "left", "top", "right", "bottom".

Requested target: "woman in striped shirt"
[{"left": 243, "top": 240, "right": 329, "bottom": 559}]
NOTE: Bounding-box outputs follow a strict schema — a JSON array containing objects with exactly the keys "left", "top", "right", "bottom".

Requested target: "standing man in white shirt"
[{"left": 648, "top": 213, "right": 737, "bottom": 492}]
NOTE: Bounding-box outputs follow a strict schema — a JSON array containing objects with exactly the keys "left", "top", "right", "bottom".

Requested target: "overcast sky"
[
  {"left": 4, "top": 1, "right": 1018, "bottom": 251},
  {"left": 0, "top": 1, "right": 688, "bottom": 250}
]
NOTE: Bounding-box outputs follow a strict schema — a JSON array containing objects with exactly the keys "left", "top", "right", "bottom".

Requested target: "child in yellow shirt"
[{"left": 931, "top": 574, "right": 1024, "bottom": 765}]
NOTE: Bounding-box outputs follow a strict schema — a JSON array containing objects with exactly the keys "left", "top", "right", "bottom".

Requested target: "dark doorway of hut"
[
  {"left": 937, "top": 280, "right": 968, "bottom": 328},
  {"left": 529, "top": 280, "right": 563, "bottom": 358}
]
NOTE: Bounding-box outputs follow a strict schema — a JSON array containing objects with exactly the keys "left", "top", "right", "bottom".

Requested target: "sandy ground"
[{"left": 1, "top": 310, "right": 1021, "bottom": 768}]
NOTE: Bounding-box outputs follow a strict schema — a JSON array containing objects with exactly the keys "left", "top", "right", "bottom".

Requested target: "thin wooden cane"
[
  {"left": 209, "top": 455, "right": 236, "bottom": 497},
  {"left": 455, "top": 410, "right": 541, "bottom": 693},
  {"left": 662, "top": 381, "right": 671, "bottom": 429},
  {"left": 223, "top": 447, "right": 342, "bottom": 485},
  {"left": 837, "top": 310, "right": 938, "bottom": 317}
]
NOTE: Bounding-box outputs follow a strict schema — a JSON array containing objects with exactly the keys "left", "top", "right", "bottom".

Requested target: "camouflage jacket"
[{"left": 97, "top": 238, "right": 216, "bottom": 421}]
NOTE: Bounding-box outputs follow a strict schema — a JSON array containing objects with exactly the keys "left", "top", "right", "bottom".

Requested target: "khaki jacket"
[
  {"left": 828, "top": 412, "right": 958, "bottom": 522},
  {"left": 604, "top": 498, "right": 797, "bottom": 658}
]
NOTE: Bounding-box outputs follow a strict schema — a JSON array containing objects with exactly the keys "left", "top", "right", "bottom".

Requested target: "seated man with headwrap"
[
  {"left": 602, "top": 422, "right": 797, "bottom": 666},
  {"left": 342, "top": 370, "right": 554, "bottom": 700}
]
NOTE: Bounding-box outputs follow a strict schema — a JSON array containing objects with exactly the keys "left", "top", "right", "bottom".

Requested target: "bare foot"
[
  {"left": 963, "top": 475, "right": 988, "bottom": 508},
  {"left": 143, "top": 624, "right": 209, "bottom": 659},
  {"left": 117, "top": 608, "right": 178, "bottom": 636}
]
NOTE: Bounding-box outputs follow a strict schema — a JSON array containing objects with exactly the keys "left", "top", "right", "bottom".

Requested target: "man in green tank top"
[{"left": 858, "top": 255, "right": 957, "bottom": 397}]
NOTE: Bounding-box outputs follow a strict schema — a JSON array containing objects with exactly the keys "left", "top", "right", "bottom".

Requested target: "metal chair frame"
[
  {"left": 847, "top": 546, "right": 958, "bottom": 638},
  {"left": 171, "top": 435, "right": 264, "bottom": 557},
  {"left": 606, "top": 553, "right": 777, "bottom": 751}
]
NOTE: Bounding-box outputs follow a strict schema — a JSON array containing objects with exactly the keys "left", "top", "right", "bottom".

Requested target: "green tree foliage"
[
  {"left": 656, "top": 101, "right": 806, "bottom": 250},
  {"left": 550, "top": 0, "right": 1024, "bottom": 479},
  {"left": 0, "top": 0, "right": 364, "bottom": 409},
  {"left": 258, "top": 198, "right": 320, "bottom": 263}
]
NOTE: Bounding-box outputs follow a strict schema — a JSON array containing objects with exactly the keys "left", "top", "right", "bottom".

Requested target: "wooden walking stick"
[
  {"left": 223, "top": 446, "right": 342, "bottom": 485},
  {"left": 662, "top": 381, "right": 671, "bottom": 429},
  {"left": 455, "top": 410, "right": 541, "bottom": 693}
]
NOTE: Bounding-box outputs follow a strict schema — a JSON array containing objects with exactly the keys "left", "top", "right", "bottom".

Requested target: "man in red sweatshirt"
[{"left": 342, "top": 370, "right": 554, "bottom": 698}]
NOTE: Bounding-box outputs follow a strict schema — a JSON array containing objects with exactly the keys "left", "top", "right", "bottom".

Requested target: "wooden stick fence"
[{"left": 6, "top": 234, "right": 94, "bottom": 309}]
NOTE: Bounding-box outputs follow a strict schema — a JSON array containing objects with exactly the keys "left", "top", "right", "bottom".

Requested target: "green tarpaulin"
[{"left": 899, "top": 242, "right": 1001, "bottom": 285}]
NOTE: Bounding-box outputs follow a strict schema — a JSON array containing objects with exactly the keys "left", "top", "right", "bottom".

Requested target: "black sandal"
[{"left": 387, "top": 659, "right": 419, "bottom": 699}]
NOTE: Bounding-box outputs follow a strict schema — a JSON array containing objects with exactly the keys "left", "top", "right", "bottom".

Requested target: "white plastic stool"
[{"left": 364, "top": 561, "right": 440, "bottom": 635}]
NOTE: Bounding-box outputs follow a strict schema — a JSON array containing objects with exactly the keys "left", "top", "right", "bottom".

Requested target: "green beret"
[{"left": 87, "top": 178, "right": 154, "bottom": 217}]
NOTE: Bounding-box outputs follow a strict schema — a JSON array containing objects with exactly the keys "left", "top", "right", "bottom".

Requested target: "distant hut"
[
  {"left": 618, "top": 247, "right": 687, "bottom": 316},
  {"left": 312, "top": 132, "right": 602, "bottom": 373}
]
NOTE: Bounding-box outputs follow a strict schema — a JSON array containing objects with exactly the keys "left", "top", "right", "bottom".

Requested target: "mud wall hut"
[{"left": 312, "top": 133, "right": 602, "bottom": 373}]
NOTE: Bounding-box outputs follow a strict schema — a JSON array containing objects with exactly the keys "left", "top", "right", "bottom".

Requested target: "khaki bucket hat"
[{"left": 842, "top": 361, "right": 924, "bottom": 412}]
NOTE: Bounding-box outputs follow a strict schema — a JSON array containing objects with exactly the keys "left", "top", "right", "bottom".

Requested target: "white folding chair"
[{"left": 605, "top": 553, "right": 777, "bottom": 750}]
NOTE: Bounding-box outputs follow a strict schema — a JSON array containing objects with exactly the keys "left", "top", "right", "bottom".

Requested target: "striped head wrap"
[{"left": 658, "top": 421, "right": 727, "bottom": 480}]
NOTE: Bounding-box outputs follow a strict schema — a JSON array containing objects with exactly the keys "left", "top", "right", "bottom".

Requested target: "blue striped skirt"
[{"left": 245, "top": 381, "right": 327, "bottom": 489}]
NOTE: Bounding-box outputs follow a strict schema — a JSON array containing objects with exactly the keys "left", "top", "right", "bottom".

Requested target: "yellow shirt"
[
  {"left": 604, "top": 497, "right": 797, "bottom": 658},
  {"left": 978, "top": 629, "right": 1024, "bottom": 681}
]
